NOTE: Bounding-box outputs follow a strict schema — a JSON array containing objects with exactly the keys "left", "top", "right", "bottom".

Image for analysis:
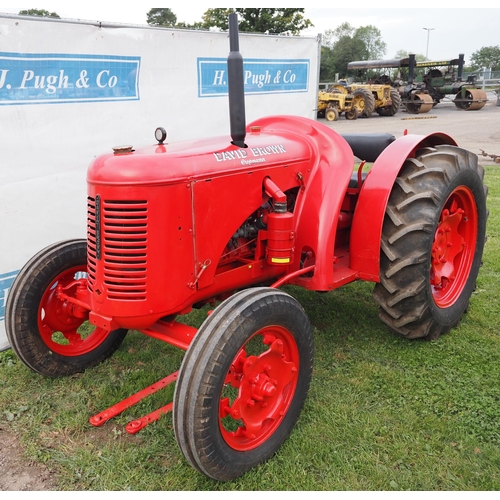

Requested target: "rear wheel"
[
  {"left": 173, "top": 287, "right": 314, "bottom": 481},
  {"left": 373, "top": 146, "right": 487, "bottom": 340},
  {"left": 454, "top": 88, "right": 487, "bottom": 110},
  {"left": 6, "top": 239, "right": 127, "bottom": 376}
]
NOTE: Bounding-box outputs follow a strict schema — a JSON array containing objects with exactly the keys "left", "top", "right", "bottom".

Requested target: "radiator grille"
[{"left": 87, "top": 197, "right": 148, "bottom": 300}]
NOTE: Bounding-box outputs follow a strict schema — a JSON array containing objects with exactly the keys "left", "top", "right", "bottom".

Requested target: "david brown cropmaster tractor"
[{"left": 5, "top": 14, "right": 488, "bottom": 481}]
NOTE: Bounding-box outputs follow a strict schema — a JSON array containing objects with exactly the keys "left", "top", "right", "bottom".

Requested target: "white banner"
[{"left": 0, "top": 14, "right": 320, "bottom": 350}]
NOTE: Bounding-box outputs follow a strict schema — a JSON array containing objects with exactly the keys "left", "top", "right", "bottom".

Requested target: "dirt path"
[{"left": 0, "top": 426, "right": 57, "bottom": 491}]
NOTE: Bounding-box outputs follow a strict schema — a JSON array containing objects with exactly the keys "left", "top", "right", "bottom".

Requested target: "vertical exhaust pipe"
[
  {"left": 227, "top": 13, "right": 246, "bottom": 148},
  {"left": 457, "top": 53, "right": 464, "bottom": 81},
  {"left": 408, "top": 54, "right": 415, "bottom": 84}
]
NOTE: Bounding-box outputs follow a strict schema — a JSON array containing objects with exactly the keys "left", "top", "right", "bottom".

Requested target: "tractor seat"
[
  {"left": 341, "top": 133, "right": 396, "bottom": 188},
  {"left": 341, "top": 133, "right": 396, "bottom": 163}
]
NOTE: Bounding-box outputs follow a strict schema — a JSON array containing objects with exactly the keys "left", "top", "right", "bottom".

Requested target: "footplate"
[{"left": 89, "top": 371, "right": 178, "bottom": 434}]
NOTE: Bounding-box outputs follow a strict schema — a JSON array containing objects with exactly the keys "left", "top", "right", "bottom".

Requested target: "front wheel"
[
  {"left": 404, "top": 92, "right": 434, "bottom": 114},
  {"left": 325, "top": 106, "right": 339, "bottom": 121},
  {"left": 377, "top": 89, "right": 401, "bottom": 116},
  {"left": 173, "top": 288, "right": 314, "bottom": 481},
  {"left": 345, "top": 107, "right": 358, "bottom": 120},
  {"left": 373, "top": 145, "right": 488, "bottom": 340},
  {"left": 5, "top": 239, "right": 127, "bottom": 377},
  {"left": 352, "top": 88, "right": 375, "bottom": 118}
]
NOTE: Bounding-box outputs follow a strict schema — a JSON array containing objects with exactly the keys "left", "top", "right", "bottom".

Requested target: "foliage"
[
  {"left": 355, "top": 25, "right": 386, "bottom": 61},
  {"left": 394, "top": 50, "right": 426, "bottom": 62},
  {"left": 320, "top": 22, "right": 386, "bottom": 80},
  {"left": 146, "top": 8, "right": 177, "bottom": 27},
  {"left": 470, "top": 45, "right": 500, "bottom": 71},
  {"left": 321, "top": 39, "right": 366, "bottom": 81},
  {"left": 174, "top": 21, "right": 205, "bottom": 30},
  {"left": 145, "top": 8, "right": 204, "bottom": 30},
  {"left": 18, "top": 9, "right": 60, "bottom": 18},
  {"left": 201, "top": 8, "right": 313, "bottom": 35}
]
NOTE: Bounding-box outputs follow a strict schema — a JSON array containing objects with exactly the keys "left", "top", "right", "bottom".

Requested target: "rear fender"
[{"left": 350, "top": 132, "right": 457, "bottom": 281}]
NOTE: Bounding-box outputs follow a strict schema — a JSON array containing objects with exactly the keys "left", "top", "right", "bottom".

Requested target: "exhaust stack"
[
  {"left": 227, "top": 13, "right": 246, "bottom": 148},
  {"left": 408, "top": 54, "right": 415, "bottom": 84},
  {"left": 457, "top": 53, "right": 464, "bottom": 81}
]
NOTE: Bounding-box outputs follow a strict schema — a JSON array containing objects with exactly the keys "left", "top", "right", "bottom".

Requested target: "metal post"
[{"left": 423, "top": 27, "right": 434, "bottom": 60}]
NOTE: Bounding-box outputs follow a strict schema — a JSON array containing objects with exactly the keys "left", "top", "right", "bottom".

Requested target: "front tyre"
[
  {"left": 6, "top": 239, "right": 127, "bottom": 377},
  {"left": 377, "top": 89, "right": 401, "bottom": 116},
  {"left": 352, "top": 88, "right": 375, "bottom": 118},
  {"left": 173, "top": 288, "right": 314, "bottom": 481},
  {"left": 345, "top": 107, "right": 358, "bottom": 120},
  {"left": 325, "top": 106, "right": 339, "bottom": 121},
  {"left": 373, "top": 145, "right": 488, "bottom": 340}
]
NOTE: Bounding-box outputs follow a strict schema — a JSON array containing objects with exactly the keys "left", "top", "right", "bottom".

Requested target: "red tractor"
[{"left": 5, "top": 15, "right": 488, "bottom": 481}]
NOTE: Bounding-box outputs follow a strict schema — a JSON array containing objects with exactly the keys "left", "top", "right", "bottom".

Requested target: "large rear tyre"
[
  {"left": 352, "top": 88, "right": 375, "bottom": 118},
  {"left": 6, "top": 239, "right": 127, "bottom": 377},
  {"left": 373, "top": 146, "right": 488, "bottom": 340},
  {"left": 173, "top": 287, "right": 314, "bottom": 481}
]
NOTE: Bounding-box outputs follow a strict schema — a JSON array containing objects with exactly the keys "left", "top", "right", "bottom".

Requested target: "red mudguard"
[{"left": 350, "top": 132, "right": 457, "bottom": 281}]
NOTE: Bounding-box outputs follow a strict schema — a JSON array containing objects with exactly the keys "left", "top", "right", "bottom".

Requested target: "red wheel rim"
[
  {"left": 219, "top": 325, "right": 299, "bottom": 451},
  {"left": 38, "top": 265, "right": 110, "bottom": 356},
  {"left": 430, "top": 186, "right": 478, "bottom": 308}
]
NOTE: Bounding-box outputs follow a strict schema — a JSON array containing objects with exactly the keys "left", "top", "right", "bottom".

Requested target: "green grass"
[{"left": 1, "top": 166, "right": 499, "bottom": 491}]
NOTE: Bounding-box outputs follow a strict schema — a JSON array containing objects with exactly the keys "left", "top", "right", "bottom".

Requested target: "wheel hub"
[
  {"left": 220, "top": 330, "right": 299, "bottom": 450},
  {"left": 431, "top": 206, "right": 465, "bottom": 288},
  {"left": 38, "top": 266, "right": 109, "bottom": 355},
  {"left": 430, "top": 188, "right": 477, "bottom": 307}
]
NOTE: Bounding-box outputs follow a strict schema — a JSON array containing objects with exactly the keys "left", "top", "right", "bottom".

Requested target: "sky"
[{"left": 1, "top": 4, "right": 499, "bottom": 64}]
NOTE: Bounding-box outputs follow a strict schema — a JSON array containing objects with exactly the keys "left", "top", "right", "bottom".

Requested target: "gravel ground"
[{"left": 321, "top": 91, "right": 500, "bottom": 166}]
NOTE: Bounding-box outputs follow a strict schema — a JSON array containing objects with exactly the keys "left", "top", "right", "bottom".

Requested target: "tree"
[
  {"left": 322, "top": 23, "right": 385, "bottom": 59},
  {"left": 174, "top": 21, "right": 205, "bottom": 30},
  {"left": 470, "top": 45, "right": 500, "bottom": 71},
  {"left": 319, "top": 46, "right": 337, "bottom": 82},
  {"left": 394, "top": 50, "right": 426, "bottom": 62},
  {"left": 355, "top": 25, "right": 386, "bottom": 61},
  {"left": 322, "top": 22, "right": 355, "bottom": 47},
  {"left": 320, "top": 22, "right": 388, "bottom": 79},
  {"left": 18, "top": 9, "right": 60, "bottom": 18},
  {"left": 201, "top": 8, "right": 313, "bottom": 35},
  {"left": 146, "top": 8, "right": 177, "bottom": 27}
]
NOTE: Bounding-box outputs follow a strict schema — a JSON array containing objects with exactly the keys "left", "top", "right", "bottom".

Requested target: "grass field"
[{"left": 1, "top": 166, "right": 499, "bottom": 491}]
